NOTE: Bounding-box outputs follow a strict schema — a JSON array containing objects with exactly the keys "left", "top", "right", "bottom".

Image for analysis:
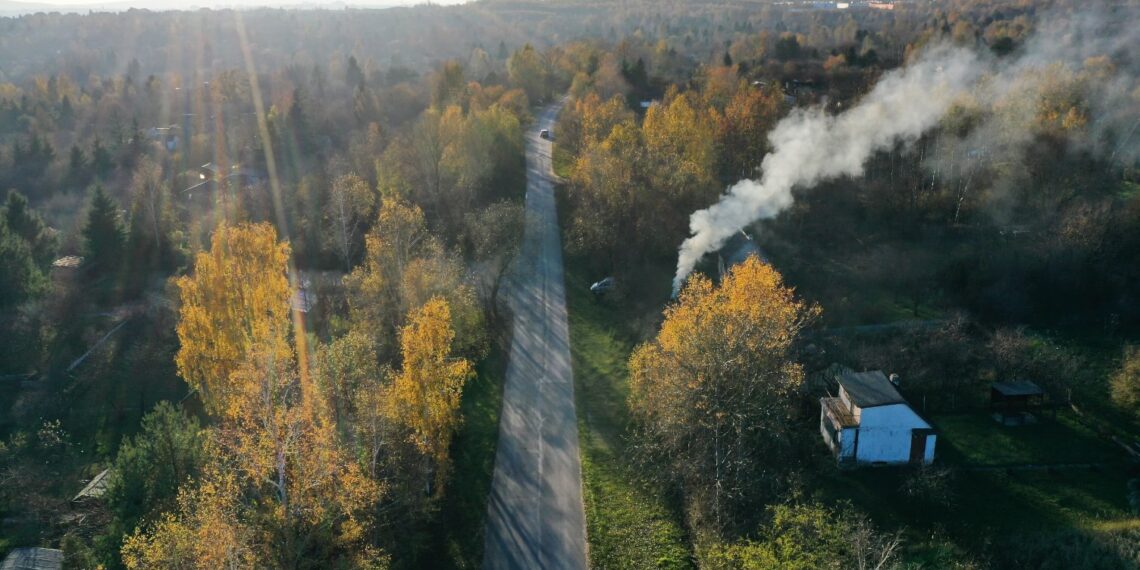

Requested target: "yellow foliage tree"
[
  {"left": 147, "top": 222, "right": 385, "bottom": 568},
  {"left": 345, "top": 197, "right": 485, "bottom": 361},
  {"left": 121, "top": 463, "right": 257, "bottom": 569},
  {"left": 385, "top": 297, "right": 473, "bottom": 496},
  {"left": 344, "top": 197, "right": 431, "bottom": 358},
  {"left": 125, "top": 350, "right": 384, "bottom": 569},
  {"left": 629, "top": 257, "right": 819, "bottom": 528},
  {"left": 174, "top": 222, "right": 292, "bottom": 419}
]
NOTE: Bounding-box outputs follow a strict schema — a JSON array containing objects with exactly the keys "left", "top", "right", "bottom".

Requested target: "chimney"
[{"left": 889, "top": 373, "right": 901, "bottom": 388}]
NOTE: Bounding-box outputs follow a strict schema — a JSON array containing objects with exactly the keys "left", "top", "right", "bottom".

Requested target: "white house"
[{"left": 820, "top": 370, "right": 936, "bottom": 466}]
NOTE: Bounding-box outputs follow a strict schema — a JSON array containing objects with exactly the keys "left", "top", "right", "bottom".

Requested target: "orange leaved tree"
[
  {"left": 629, "top": 257, "right": 819, "bottom": 530},
  {"left": 173, "top": 222, "right": 292, "bottom": 419}
]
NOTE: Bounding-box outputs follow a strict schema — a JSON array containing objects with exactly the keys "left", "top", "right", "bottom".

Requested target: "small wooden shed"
[
  {"left": 990, "top": 380, "right": 1045, "bottom": 426},
  {"left": 0, "top": 548, "right": 62, "bottom": 570}
]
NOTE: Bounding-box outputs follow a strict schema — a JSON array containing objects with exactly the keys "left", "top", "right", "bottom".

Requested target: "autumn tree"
[
  {"left": 431, "top": 60, "right": 466, "bottom": 109},
  {"left": 133, "top": 222, "right": 384, "bottom": 568},
  {"left": 325, "top": 173, "right": 376, "bottom": 270},
  {"left": 641, "top": 90, "right": 719, "bottom": 230},
  {"left": 556, "top": 92, "right": 634, "bottom": 156},
  {"left": 629, "top": 257, "right": 818, "bottom": 529},
  {"left": 345, "top": 197, "right": 432, "bottom": 359},
  {"left": 384, "top": 298, "right": 473, "bottom": 499},
  {"left": 566, "top": 121, "right": 650, "bottom": 265},
  {"left": 316, "top": 329, "right": 382, "bottom": 438},
  {"left": 121, "top": 466, "right": 257, "bottom": 569},
  {"left": 345, "top": 197, "right": 485, "bottom": 362},
  {"left": 213, "top": 347, "right": 381, "bottom": 568},
  {"left": 174, "top": 222, "right": 292, "bottom": 419},
  {"left": 507, "top": 44, "right": 552, "bottom": 104},
  {"left": 126, "top": 157, "right": 179, "bottom": 271},
  {"left": 464, "top": 200, "right": 525, "bottom": 316},
  {"left": 716, "top": 84, "right": 784, "bottom": 181}
]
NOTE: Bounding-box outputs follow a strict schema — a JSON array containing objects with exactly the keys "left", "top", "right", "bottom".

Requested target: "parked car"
[{"left": 590, "top": 276, "right": 615, "bottom": 296}]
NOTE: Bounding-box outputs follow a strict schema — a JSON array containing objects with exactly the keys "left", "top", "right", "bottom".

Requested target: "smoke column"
[{"left": 672, "top": 45, "right": 984, "bottom": 294}]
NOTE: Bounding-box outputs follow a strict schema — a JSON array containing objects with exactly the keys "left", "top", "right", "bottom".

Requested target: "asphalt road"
[{"left": 483, "top": 101, "right": 588, "bottom": 569}]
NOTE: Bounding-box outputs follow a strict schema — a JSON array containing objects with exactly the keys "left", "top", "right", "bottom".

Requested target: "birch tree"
[
  {"left": 174, "top": 222, "right": 292, "bottom": 419},
  {"left": 325, "top": 173, "right": 375, "bottom": 270},
  {"left": 629, "top": 257, "right": 818, "bottom": 528}
]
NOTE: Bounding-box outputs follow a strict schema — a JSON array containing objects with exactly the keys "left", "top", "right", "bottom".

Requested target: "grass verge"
[
  {"left": 564, "top": 260, "right": 693, "bottom": 569},
  {"left": 552, "top": 143, "right": 574, "bottom": 180},
  {"left": 431, "top": 330, "right": 508, "bottom": 568}
]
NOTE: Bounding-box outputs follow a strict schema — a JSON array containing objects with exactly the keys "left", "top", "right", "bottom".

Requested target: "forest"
[{"left": 0, "top": 0, "right": 1138, "bottom": 568}]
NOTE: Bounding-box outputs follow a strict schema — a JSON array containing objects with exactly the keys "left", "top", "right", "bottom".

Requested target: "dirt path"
[{"left": 482, "top": 102, "right": 588, "bottom": 569}]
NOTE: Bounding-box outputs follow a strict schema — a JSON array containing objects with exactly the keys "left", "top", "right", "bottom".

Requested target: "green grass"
[
  {"left": 430, "top": 339, "right": 508, "bottom": 569},
  {"left": 552, "top": 143, "right": 574, "bottom": 180},
  {"left": 564, "top": 260, "right": 693, "bottom": 569},
  {"left": 1119, "top": 180, "right": 1140, "bottom": 199},
  {"left": 815, "top": 461, "right": 1135, "bottom": 541},
  {"left": 809, "top": 407, "right": 1137, "bottom": 562},
  {"left": 933, "top": 411, "right": 1124, "bottom": 466}
]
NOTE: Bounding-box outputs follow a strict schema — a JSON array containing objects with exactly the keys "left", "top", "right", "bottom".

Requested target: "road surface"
[{"left": 483, "top": 102, "right": 588, "bottom": 569}]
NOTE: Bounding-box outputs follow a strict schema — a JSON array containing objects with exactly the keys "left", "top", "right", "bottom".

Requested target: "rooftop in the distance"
[
  {"left": 1, "top": 548, "right": 62, "bottom": 570},
  {"left": 72, "top": 467, "right": 112, "bottom": 503}
]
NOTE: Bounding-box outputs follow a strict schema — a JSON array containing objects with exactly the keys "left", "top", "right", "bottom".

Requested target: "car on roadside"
[
  {"left": 540, "top": 129, "right": 551, "bottom": 140},
  {"left": 590, "top": 276, "right": 615, "bottom": 297}
]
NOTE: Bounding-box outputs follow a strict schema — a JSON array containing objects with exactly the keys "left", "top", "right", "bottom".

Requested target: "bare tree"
[{"left": 324, "top": 173, "right": 376, "bottom": 270}]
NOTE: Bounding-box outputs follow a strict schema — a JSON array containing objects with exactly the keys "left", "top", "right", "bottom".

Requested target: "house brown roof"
[{"left": 838, "top": 370, "right": 905, "bottom": 408}]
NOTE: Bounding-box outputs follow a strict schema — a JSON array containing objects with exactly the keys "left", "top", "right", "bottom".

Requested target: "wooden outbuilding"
[{"left": 991, "top": 380, "right": 1045, "bottom": 426}]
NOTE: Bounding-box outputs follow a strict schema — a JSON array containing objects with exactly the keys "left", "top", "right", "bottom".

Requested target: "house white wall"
[{"left": 853, "top": 404, "right": 934, "bottom": 465}]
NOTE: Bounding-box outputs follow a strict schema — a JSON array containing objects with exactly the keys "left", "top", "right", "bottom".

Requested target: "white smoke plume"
[
  {"left": 673, "top": 46, "right": 983, "bottom": 293},
  {"left": 671, "top": 8, "right": 1140, "bottom": 295}
]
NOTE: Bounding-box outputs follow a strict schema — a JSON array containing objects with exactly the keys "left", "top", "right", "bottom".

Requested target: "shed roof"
[
  {"left": 1, "top": 548, "right": 62, "bottom": 570},
  {"left": 838, "top": 370, "right": 904, "bottom": 408},
  {"left": 51, "top": 256, "right": 83, "bottom": 269},
  {"left": 992, "top": 380, "right": 1043, "bottom": 397},
  {"left": 72, "top": 468, "right": 111, "bottom": 503}
]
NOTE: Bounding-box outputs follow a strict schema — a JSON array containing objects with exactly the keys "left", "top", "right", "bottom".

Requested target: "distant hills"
[{"left": 0, "top": 0, "right": 469, "bottom": 17}]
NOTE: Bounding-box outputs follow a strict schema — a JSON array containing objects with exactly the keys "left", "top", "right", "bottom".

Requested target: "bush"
[{"left": 699, "top": 502, "right": 901, "bottom": 570}]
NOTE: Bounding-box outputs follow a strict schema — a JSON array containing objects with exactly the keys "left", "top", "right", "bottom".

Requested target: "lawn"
[
  {"left": 428, "top": 335, "right": 509, "bottom": 569},
  {"left": 563, "top": 259, "right": 693, "bottom": 569},
  {"left": 810, "top": 406, "right": 1137, "bottom": 564},
  {"left": 933, "top": 411, "right": 1124, "bottom": 466}
]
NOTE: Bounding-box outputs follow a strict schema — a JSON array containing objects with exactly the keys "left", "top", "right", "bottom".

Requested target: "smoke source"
[
  {"left": 671, "top": 9, "right": 1140, "bottom": 295},
  {"left": 672, "top": 46, "right": 981, "bottom": 293}
]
